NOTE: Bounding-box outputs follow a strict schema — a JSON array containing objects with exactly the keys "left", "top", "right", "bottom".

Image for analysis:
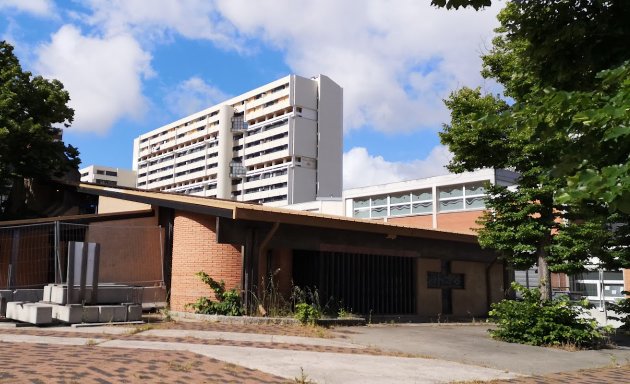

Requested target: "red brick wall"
[
  {"left": 381, "top": 211, "right": 484, "bottom": 234},
  {"left": 436, "top": 211, "right": 483, "bottom": 234},
  {"left": 386, "top": 215, "right": 434, "bottom": 229},
  {"left": 170, "top": 211, "right": 242, "bottom": 312},
  {"left": 624, "top": 269, "right": 630, "bottom": 296}
]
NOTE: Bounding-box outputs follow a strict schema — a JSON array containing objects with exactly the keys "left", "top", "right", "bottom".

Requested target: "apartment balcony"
[
  {"left": 244, "top": 188, "right": 289, "bottom": 202},
  {"left": 246, "top": 97, "right": 291, "bottom": 121},
  {"left": 243, "top": 148, "right": 290, "bottom": 168},
  {"left": 231, "top": 115, "right": 248, "bottom": 133},
  {"left": 243, "top": 174, "right": 288, "bottom": 189},
  {"left": 230, "top": 161, "right": 246, "bottom": 178}
]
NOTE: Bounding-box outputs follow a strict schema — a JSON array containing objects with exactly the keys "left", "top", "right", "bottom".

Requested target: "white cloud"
[
  {"left": 216, "top": 0, "right": 502, "bottom": 133},
  {"left": 343, "top": 146, "right": 452, "bottom": 189},
  {"left": 165, "top": 76, "right": 230, "bottom": 118},
  {"left": 0, "top": 0, "right": 55, "bottom": 17},
  {"left": 79, "top": 0, "right": 501, "bottom": 134},
  {"left": 82, "top": 0, "right": 241, "bottom": 51},
  {"left": 34, "top": 25, "right": 153, "bottom": 134}
]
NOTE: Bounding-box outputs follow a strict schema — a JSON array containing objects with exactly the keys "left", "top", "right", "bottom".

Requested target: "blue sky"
[{"left": 0, "top": 0, "right": 501, "bottom": 188}]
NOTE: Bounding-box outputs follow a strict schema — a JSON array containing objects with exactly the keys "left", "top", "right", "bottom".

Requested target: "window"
[
  {"left": 95, "top": 179, "right": 116, "bottom": 186},
  {"left": 572, "top": 270, "right": 624, "bottom": 305},
  {"left": 351, "top": 188, "right": 433, "bottom": 219},
  {"left": 438, "top": 181, "right": 488, "bottom": 212},
  {"left": 105, "top": 171, "right": 117, "bottom": 177}
]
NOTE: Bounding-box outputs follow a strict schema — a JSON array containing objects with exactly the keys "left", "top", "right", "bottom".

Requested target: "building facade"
[
  {"left": 285, "top": 169, "right": 520, "bottom": 235},
  {"left": 133, "top": 74, "right": 343, "bottom": 206},
  {"left": 79, "top": 165, "right": 137, "bottom": 188}
]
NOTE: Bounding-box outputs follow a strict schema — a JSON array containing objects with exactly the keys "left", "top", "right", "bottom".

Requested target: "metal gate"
[
  {"left": 0, "top": 222, "right": 164, "bottom": 289},
  {"left": 292, "top": 250, "right": 416, "bottom": 315}
]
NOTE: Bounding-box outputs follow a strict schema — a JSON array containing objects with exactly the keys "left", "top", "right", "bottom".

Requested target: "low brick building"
[
  {"left": 1, "top": 180, "right": 510, "bottom": 319},
  {"left": 69, "top": 182, "right": 509, "bottom": 318}
]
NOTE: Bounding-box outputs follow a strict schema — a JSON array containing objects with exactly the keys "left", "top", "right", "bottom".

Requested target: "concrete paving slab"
[
  {"left": 46, "top": 325, "right": 136, "bottom": 335},
  {"left": 100, "top": 339, "right": 520, "bottom": 383},
  {"left": 0, "top": 333, "right": 104, "bottom": 346},
  {"left": 143, "top": 329, "right": 365, "bottom": 349},
  {"left": 333, "top": 324, "right": 630, "bottom": 375}
]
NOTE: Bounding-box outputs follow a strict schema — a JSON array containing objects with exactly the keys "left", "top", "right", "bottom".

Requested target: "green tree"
[
  {"left": 439, "top": 1, "right": 630, "bottom": 299},
  {"left": 0, "top": 41, "right": 80, "bottom": 217},
  {"left": 431, "top": 0, "right": 491, "bottom": 10}
]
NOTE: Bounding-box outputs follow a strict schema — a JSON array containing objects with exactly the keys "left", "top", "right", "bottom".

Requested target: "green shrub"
[
  {"left": 186, "top": 271, "right": 243, "bottom": 316},
  {"left": 608, "top": 291, "right": 630, "bottom": 331},
  {"left": 488, "top": 282, "right": 608, "bottom": 348},
  {"left": 294, "top": 303, "right": 321, "bottom": 325}
]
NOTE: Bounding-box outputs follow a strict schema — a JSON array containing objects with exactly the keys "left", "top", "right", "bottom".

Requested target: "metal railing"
[{"left": 0, "top": 222, "right": 164, "bottom": 290}]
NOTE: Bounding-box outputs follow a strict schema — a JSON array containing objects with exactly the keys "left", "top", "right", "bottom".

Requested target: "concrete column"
[{"left": 216, "top": 104, "right": 234, "bottom": 200}]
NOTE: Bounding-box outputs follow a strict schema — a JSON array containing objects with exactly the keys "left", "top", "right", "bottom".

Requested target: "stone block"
[
  {"left": 81, "top": 306, "right": 100, "bottom": 323},
  {"left": 43, "top": 285, "right": 52, "bottom": 302},
  {"left": 13, "top": 289, "right": 44, "bottom": 302},
  {"left": 6, "top": 302, "right": 53, "bottom": 324},
  {"left": 99, "top": 305, "right": 128, "bottom": 322},
  {"left": 46, "top": 284, "right": 143, "bottom": 305},
  {"left": 0, "top": 290, "right": 14, "bottom": 317},
  {"left": 127, "top": 304, "right": 143, "bottom": 321},
  {"left": 51, "top": 304, "right": 83, "bottom": 323}
]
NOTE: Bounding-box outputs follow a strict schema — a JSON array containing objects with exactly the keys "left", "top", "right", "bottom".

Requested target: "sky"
[{"left": 0, "top": 0, "right": 502, "bottom": 189}]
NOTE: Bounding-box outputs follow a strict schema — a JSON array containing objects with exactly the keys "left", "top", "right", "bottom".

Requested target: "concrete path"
[
  {"left": 142, "top": 328, "right": 365, "bottom": 349},
  {"left": 334, "top": 324, "right": 630, "bottom": 375},
  {"left": 0, "top": 330, "right": 520, "bottom": 383},
  {"left": 100, "top": 338, "right": 521, "bottom": 383}
]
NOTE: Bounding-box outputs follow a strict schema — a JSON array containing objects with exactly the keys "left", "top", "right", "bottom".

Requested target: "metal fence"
[{"left": 0, "top": 222, "right": 164, "bottom": 290}]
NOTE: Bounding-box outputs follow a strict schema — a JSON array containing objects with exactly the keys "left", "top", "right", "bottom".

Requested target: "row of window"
[
  {"left": 246, "top": 167, "right": 288, "bottom": 182},
  {"left": 245, "top": 132, "right": 288, "bottom": 149},
  {"left": 352, "top": 182, "right": 488, "bottom": 219},
  {"left": 95, "top": 170, "right": 117, "bottom": 177},
  {"left": 257, "top": 194, "right": 288, "bottom": 204},
  {"left": 245, "top": 144, "right": 289, "bottom": 160},
  {"left": 247, "top": 118, "right": 288, "bottom": 136},
  {"left": 572, "top": 271, "right": 625, "bottom": 301},
  {"left": 94, "top": 179, "right": 116, "bottom": 186},
  {"left": 139, "top": 111, "right": 219, "bottom": 144},
  {"left": 245, "top": 182, "right": 288, "bottom": 195}
]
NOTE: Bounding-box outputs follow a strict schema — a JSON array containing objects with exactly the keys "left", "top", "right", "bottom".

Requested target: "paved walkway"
[{"left": 0, "top": 321, "right": 628, "bottom": 383}]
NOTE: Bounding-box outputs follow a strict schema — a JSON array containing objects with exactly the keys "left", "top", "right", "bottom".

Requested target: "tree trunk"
[{"left": 538, "top": 251, "right": 553, "bottom": 301}]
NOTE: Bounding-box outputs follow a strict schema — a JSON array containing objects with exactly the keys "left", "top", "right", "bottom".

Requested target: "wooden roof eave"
[{"left": 232, "top": 206, "right": 478, "bottom": 244}]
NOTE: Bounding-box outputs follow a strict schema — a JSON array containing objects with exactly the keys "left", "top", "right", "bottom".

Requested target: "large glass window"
[
  {"left": 390, "top": 193, "right": 411, "bottom": 204},
  {"left": 372, "top": 195, "right": 388, "bottom": 206},
  {"left": 351, "top": 188, "right": 434, "bottom": 219},
  {"left": 439, "top": 199, "right": 463, "bottom": 211},
  {"left": 412, "top": 201, "right": 432, "bottom": 214},
  {"left": 371, "top": 206, "right": 387, "bottom": 218},
  {"left": 438, "top": 181, "right": 489, "bottom": 212},
  {"left": 466, "top": 197, "right": 485, "bottom": 209},
  {"left": 439, "top": 186, "right": 462, "bottom": 199},
  {"left": 412, "top": 190, "right": 432, "bottom": 201},
  {"left": 465, "top": 182, "right": 486, "bottom": 195},
  {"left": 390, "top": 204, "right": 411, "bottom": 216},
  {"left": 572, "top": 270, "right": 625, "bottom": 306}
]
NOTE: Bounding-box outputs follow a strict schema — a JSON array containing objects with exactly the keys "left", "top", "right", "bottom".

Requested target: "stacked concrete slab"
[{"left": 4, "top": 284, "right": 143, "bottom": 325}]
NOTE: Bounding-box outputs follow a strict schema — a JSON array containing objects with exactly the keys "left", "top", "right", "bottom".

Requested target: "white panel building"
[
  {"left": 79, "top": 165, "right": 137, "bottom": 188},
  {"left": 133, "top": 74, "right": 343, "bottom": 206}
]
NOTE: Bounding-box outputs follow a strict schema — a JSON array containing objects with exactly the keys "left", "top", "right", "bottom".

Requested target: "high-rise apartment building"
[{"left": 133, "top": 74, "right": 343, "bottom": 206}]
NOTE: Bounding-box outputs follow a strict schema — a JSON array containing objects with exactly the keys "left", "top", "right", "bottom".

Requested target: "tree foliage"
[
  {"left": 431, "top": 0, "right": 491, "bottom": 10},
  {"left": 0, "top": 41, "right": 80, "bottom": 216},
  {"left": 439, "top": 1, "right": 630, "bottom": 299},
  {"left": 489, "top": 283, "right": 608, "bottom": 347}
]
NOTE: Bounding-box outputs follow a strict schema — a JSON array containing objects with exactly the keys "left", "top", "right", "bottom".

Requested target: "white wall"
[{"left": 315, "top": 75, "right": 343, "bottom": 199}]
